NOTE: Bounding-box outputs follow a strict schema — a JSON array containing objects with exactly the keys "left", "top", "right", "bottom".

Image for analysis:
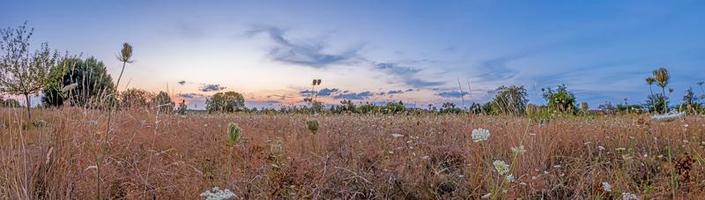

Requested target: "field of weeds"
[{"left": 2, "top": 108, "right": 705, "bottom": 199}]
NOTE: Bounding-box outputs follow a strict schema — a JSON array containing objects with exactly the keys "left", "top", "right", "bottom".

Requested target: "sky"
[{"left": 2, "top": 0, "right": 704, "bottom": 109}]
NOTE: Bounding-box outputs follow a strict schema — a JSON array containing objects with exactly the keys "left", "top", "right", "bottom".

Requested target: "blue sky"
[{"left": 2, "top": 0, "right": 704, "bottom": 108}]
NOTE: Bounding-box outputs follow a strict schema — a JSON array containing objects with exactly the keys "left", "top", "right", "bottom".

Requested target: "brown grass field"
[{"left": 1, "top": 108, "right": 705, "bottom": 199}]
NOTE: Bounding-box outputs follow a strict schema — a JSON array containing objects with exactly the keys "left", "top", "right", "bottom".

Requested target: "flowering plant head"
[{"left": 472, "top": 128, "right": 490, "bottom": 142}]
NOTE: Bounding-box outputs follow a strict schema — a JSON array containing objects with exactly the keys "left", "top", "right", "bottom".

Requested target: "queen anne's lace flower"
[
  {"left": 602, "top": 182, "right": 612, "bottom": 192},
  {"left": 472, "top": 128, "right": 490, "bottom": 142},
  {"left": 493, "top": 160, "right": 510, "bottom": 176},
  {"left": 622, "top": 192, "right": 639, "bottom": 200},
  {"left": 200, "top": 187, "right": 236, "bottom": 200}
]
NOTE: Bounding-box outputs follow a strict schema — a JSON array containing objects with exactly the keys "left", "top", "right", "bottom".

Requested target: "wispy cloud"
[
  {"left": 374, "top": 62, "right": 444, "bottom": 88},
  {"left": 177, "top": 92, "right": 207, "bottom": 99},
  {"left": 247, "top": 25, "right": 361, "bottom": 68},
  {"left": 199, "top": 84, "right": 226, "bottom": 92},
  {"left": 436, "top": 90, "right": 469, "bottom": 98},
  {"left": 333, "top": 91, "right": 373, "bottom": 100}
]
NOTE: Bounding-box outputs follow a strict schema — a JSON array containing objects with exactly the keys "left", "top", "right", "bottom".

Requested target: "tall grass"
[{"left": 1, "top": 108, "right": 705, "bottom": 199}]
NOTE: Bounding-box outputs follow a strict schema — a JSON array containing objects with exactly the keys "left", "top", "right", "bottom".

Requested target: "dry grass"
[{"left": 2, "top": 108, "right": 705, "bottom": 199}]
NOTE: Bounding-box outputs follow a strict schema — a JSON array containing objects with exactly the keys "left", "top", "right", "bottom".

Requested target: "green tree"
[
  {"left": 490, "top": 85, "right": 528, "bottom": 115},
  {"left": 206, "top": 91, "right": 245, "bottom": 113},
  {"left": 152, "top": 91, "right": 174, "bottom": 112},
  {"left": 119, "top": 88, "right": 153, "bottom": 110},
  {"left": 0, "top": 22, "right": 58, "bottom": 120},
  {"left": 542, "top": 84, "right": 577, "bottom": 114},
  {"left": 42, "top": 57, "right": 115, "bottom": 108}
]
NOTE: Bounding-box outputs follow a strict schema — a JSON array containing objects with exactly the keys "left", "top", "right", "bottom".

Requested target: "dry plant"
[{"left": 2, "top": 109, "right": 705, "bottom": 199}]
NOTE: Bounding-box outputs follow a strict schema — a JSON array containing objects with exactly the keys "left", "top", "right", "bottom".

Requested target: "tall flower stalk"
[{"left": 115, "top": 43, "right": 133, "bottom": 91}]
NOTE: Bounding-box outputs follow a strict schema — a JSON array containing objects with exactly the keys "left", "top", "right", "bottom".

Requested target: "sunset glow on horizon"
[{"left": 3, "top": 0, "right": 704, "bottom": 109}]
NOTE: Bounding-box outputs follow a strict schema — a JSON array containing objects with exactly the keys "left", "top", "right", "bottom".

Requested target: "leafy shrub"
[
  {"left": 42, "top": 57, "right": 115, "bottom": 108},
  {"left": 382, "top": 101, "right": 405, "bottom": 114},
  {"left": 152, "top": 91, "right": 174, "bottom": 112},
  {"left": 542, "top": 84, "right": 577, "bottom": 114},
  {"left": 119, "top": 88, "right": 153, "bottom": 110},
  {"left": 206, "top": 91, "right": 245, "bottom": 113},
  {"left": 490, "top": 85, "right": 527, "bottom": 115}
]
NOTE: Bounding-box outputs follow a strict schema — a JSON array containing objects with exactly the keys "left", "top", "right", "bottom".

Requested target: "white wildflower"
[
  {"left": 493, "top": 160, "right": 510, "bottom": 176},
  {"left": 505, "top": 174, "right": 515, "bottom": 182},
  {"left": 200, "top": 187, "right": 236, "bottom": 200},
  {"left": 616, "top": 147, "right": 626, "bottom": 151},
  {"left": 391, "top": 133, "right": 404, "bottom": 138},
  {"left": 597, "top": 146, "right": 606, "bottom": 151},
  {"left": 602, "top": 182, "right": 612, "bottom": 192},
  {"left": 511, "top": 145, "right": 527, "bottom": 155},
  {"left": 622, "top": 192, "right": 639, "bottom": 200},
  {"left": 471, "top": 128, "right": 490, "bottom": 142},
  {"left": 481, "top": 193, "right": 492, "bottom": 199}
]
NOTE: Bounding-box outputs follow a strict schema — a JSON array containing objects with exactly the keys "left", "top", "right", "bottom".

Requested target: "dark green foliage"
[
  {"left": 42, "top": 57, "right": 115, "bottom": 108},
  {"left": 382, "top": 101, "right": 406, "bottom": 114},
  {"left": 177, "top": 99, "right": 188, "bottom": 115},
  {"left": 679, "top": 88, "right": 701, "bottom": 114},
  {"left": 440, "top": 102, "right": 462, "bottom": 114},
  {"left": 542, "top": 84, "right": 577, "bottom": 114},
  {"left": 206, "top": 91, "right": 245, "bottom": 113},
  {"left": 152, "top": 91, "right": 174, "bottom": 112},
  {"left": 490, "top": 85, "right": 527, "bottom": 115},
  {"left": 645, "top": 94, "right": 669, "bottom": 114}
]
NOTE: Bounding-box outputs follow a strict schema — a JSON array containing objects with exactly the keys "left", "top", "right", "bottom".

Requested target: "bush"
[
  {"left": 542, "top": 84, "right": 577, "bottom": 114},
  {"left": 490, "top": 85, "right": 527, "bottom": 115},
  {"left": 152, "top": 91, "right": 174, "bottom": 113},
  {"left": 42, "top": 57, "right": 115, "bottom": 108},
  {"left": 206, "top": 91, "right": 245, "bottom": 113},
  {"left": 119, "top": 88, "right": 153, "bottom": 110}
]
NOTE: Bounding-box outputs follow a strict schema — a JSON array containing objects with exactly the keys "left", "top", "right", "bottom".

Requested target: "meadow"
[{"left": 1, "top": 108, "right": 704, "bottom": 199}]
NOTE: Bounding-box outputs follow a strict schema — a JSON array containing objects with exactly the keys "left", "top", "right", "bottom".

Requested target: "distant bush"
[
  {"left": 489, "top": 85, "right": 527, "bottom": 115},
  {"left": 42, "top": 57, "right": 115, "bottom": 108},
  {"left": 152, "top": 91, "right": 174, "bottom": 112},
  {"left": 542, "top": 84, "right": 577, "bottom": 114},
  {"left": 440, "top": 102, "right": 462, "bottom": 114},
  {"left": 119, "top": 88, "right": 153, "bottom": 110},
  {"left": 645, "top": 94, "right": 668, "bottom": 114},
  {"left": 382, "top": 101, "right": 405, "bottom": 114},
  {"left": 206, "top": 91, "right": 245, "bottom": 113}
]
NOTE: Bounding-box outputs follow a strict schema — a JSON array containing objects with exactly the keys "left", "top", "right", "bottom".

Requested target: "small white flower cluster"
[
  {"left": 472, "top": 128, "right": 490, "bottom": 142},
  {"left": 602, "top": 182, "right": 612, "bottom": 192},
  {"left": 200, "top": 187, "right": 236, "bottom": 200},
  {"left": 622, "top": 192, "right": 639, "bottom": 200},
  {"left": 493, "top": 160, "right": 514, "bottom": 182}
]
